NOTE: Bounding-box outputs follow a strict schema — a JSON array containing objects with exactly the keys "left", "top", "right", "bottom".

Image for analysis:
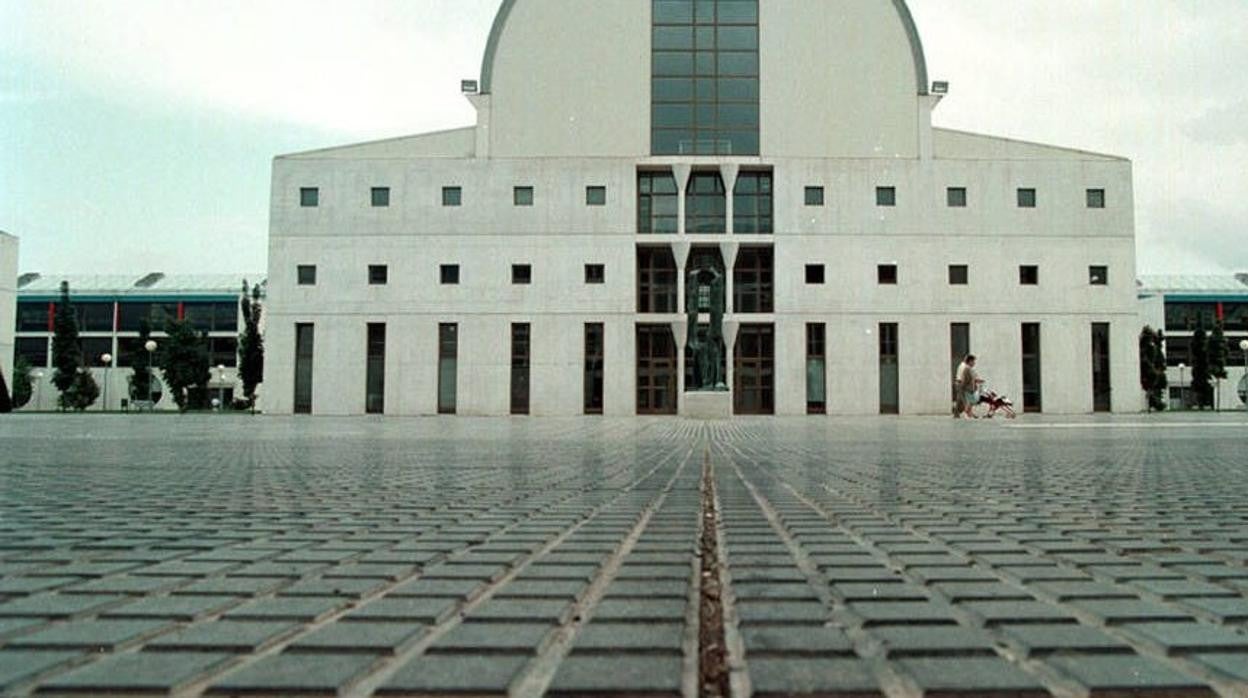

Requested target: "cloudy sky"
[{"left": 2, "top": 0, "right": 1245, "bottom": 275}]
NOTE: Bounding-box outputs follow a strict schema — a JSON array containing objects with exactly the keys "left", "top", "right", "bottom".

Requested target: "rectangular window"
[
  {"left": 440, "top": 264, "right": 460, "bottom": 285},
  {"left": 1017, "top": 188, "right": 1037, "bottom": 208},
  {"left": 17, "top": 302, "right": 52, "bottom": 332},
  {"left": 948, "top": 265, "right": 969, "bottom": 285},
  {"left": 16, "top": 336, "right": 50, "bottom": 368},
  {"left": 638, "top": 171, "right": 679, "bottom": 234},
  {"left": 511, "top": 323, "right": 530, "bottom": 415},
  {"left": 733, "top": 171, "right": 772, "bottom": 234},
  {"left": 1020, "top": 265, "right": 1039, "bottom": 285},
  {"left": 1089, "top": 266, "right": 1108, "bottom": 286},
  {"left": 1022, "top": 323, "right": 1042, "bottom": 413},
  {"left": 366, "top": 323, "right": 386, "bottom": 414},
  {"left": 651, "top": 0, "right": 759, "bottom": 156},
  {"left": 442, "top": 186, "right": 462, "bottom": 207},
  {"left": 294, "top": 323, "right": 314, "bottom": 414},
  {"left": 878, "top": 264, "right": 898, "bottom": 285},
  {"left": 1087, "top": 188, "right": 1106, "bottom": 209},
  {"left": 117, "top": 302, "right": 178, "bottom": 332},
  {"left": 805, "top": 264, "right": 825, "bottom": 285},
  {"left": 512, "top": 264, "right": 532, "bottom": 285},
  {"left": 438, "top": 323, "right": 458, "bottom": 414},
  {"left": 805, "top": 186, "right": 825, "bottom": 206},
  {"left": 585, "top": 264, "right": 606, "bottom": 284},
  {"left": 636, "top": 324, "right": 677, "bottom": 414},
  {"left": 733, "top": 246, "right": 774, "bottom": 313},
  {"left": 371, "top": 187, "right": 390, "bottom": 207},
  {"left": 513, "top": 186, "right": 534, "bottom": 206},
  {"left": 297, "top": 265, "right": 317, "bottom": 286},
  {"left": 734, "top": 323, "right": 775, "bottom": 415},
  {"left": 950, "top": 323, "right": 971, "bottom": 407},
  {"left": 185, "top": 302, "right": 237, "bottom": 333},
  {"left": 879, "top": 323, "right": 899, "bottom": 414},
  {"left": 369, "top": 265, "right": 388, "bottom": 285},
  {"left": 686, "top": 171, "right": 727, "bottom": 233},
  {"left": 637, "top": 246, "right": 679, "bottom": 313},
  {"left": 208, "top": 337, "right": 238, "bottom": 369},
  {"left": 586, "top": 186, "right": 607, "bottom": 206},
  {"left": 947, "top": 187, "right": 967, "bottom": 208},
  {"left": 584, "top": 323, "right": 605, "bottom": 414},
  {"left": 876, "top": 187, "right": 896, "bottom": 207},
  {"left": 1092, "top": 323, "right": 1111, "bottom": 413},
  {"left": 299, "top": 187, "right": 319, "bottom": 207},
  {"left": 806, "top": 323, "right": 826, "bottom": 414}
]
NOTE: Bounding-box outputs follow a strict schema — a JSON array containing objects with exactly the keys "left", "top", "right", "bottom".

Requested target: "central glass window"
[{"left": 652, "top": 0, "right": 759, "bottom": 155}]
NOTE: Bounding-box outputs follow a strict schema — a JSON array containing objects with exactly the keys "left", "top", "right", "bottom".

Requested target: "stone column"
[
  {"left": 721, "top": 163, "right": 740, "bottom": 235},
  {"left": 719, "top": 241, "right": 739, "bottom": 316},
  {"left": 672, "top": 241, "right": 691, "bottom": 319},
  {"left": 671, "top": 319, "right": 687, "bottom": 415},
  {"left": 723, "top": 320, "right": 741, "bottom": 402},
  {"left": 672, "top": 163, "right": 692, "bottom": 237}
]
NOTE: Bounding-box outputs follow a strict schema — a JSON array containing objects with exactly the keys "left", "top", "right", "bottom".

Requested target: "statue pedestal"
[{"left": 684, "top": 391, "right": 732, "bottom": 420}]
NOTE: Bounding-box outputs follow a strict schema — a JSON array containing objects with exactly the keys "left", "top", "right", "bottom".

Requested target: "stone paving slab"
[{"left": 3, "top": 414, "right": 1248, "bottom": 696}]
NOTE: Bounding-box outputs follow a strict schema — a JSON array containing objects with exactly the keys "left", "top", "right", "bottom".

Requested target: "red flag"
[{"left": 1217, "top": 302, "right": 1225, "bottom": 322}]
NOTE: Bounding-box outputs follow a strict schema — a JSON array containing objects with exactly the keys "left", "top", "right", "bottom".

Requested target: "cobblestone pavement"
[{"left": 1, "top": 414, "right": 1247, "bottom": 697}]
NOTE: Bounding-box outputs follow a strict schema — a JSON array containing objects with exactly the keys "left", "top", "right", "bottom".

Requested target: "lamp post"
[
  {"left": 31, "top": 370, "right": 44, "bottom": 411},
  {"left": 100, "top": 353, "right": 112, "bottom": 412},
  {"left": 216, "top": 364, "right": 226, "bottom": 411},
  {"left": 1178, "top": 363, "right": 1186, "bottom": 410},
  {"left": 144, "top": 340, "right": 158, "bottom": 409}
]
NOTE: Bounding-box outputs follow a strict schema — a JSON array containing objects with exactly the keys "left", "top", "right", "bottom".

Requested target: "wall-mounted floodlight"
[
  {"left": 931, "top": 81, "right": 949, "bottom": 94},
  {"left": 461, "top": 80, "right": 479, "bottom": 94}
]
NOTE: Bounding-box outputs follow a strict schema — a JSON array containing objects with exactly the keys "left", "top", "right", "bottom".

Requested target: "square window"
[
  {"left": 300, "top": 187, "right": 319, "bottom": 207},
  {"left": 586, "top": 186, "right": 607, "bottom": 206},
  {"left": 949, "top": 265, "right": 969, "bottom": 285},
  {"left": 1017, "top": 188, "right": 1037, "bottom": 208},
  {"left": 442, "top": 186, "right": 462, "bottom": 207},
  {"left": 514, "top": 186, "right": 534, "bottom": 206},
  {"left": 876, "top": 187, "right": 896, "bottom": 207},
  {"left": 1087, "top": 188, "right": 1106, "bottom": 209},
  {"left": 440, "top": 264, "right": 460, "bottom": 285},
  {"left": 585, "top": 264, "right": 605, "bottom": 284},
  {"left": 1020, "top": 265, "right": 1039, "bottom": 285},
  {"left": 512, "top": 264, "right": 532, "bottom": 285},
  {"left": 371, "top": 187, "right": 390, "bottom": 207},
  {"left": 805, "top": 186, "right": 825, "bottom": 206},
  {"left": 368, "top": 265, "right": 388, "bottom": 285},
  {"left": 805, "top": 264, "right": 825, "bottom": 284},
  {"left": 1089, "top": 265, "right": 1108, "bottom": 285},
  {"left": 947, "top": 187, "right": 967, "bottom": 208},
  {"left": 297, "top": 265, "right": 317, "bottom": 286},
  {"left": 878, "top": 264, "right": 898, "bottom": 285}
]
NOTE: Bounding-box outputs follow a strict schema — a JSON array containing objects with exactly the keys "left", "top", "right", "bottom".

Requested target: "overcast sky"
[{"left": 2, "top": 0, "right": 1246, "bottom": 276}]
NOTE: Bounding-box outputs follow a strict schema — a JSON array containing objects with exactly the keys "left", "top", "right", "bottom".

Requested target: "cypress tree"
[
  {"left": 128, "top": 319, "right": 154, "bottom": 403},
  {"left": 0, "top": 368, "right": 11, "bottom": 413},
  {"left": 1152, "top": 330, "right": 1169, "bottom": 410},
  {"left": 1208, "top": 321, "right": 1229, "bottom": 409},
  {"left": 1139, "top": 326, "right": 1167, "bottom": 412},
  {"left": 1190, "top": 324, "right": 1213, "bottom": 409},
  {"left": 11, "top": 356, "right": 33, "bottom": 409},
  {"left": 237, "top": 280, "right": 264, "bottom": 411},
  {"left": 51, "top": 281, "right": 82, "bottom": 404},
  {"left": 159, "top": 318, "right": 210, "bottom": 411}
]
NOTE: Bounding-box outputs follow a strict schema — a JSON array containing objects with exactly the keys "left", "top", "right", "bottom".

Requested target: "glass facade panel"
[
  {"left": 638, "top": 171, "right": 679, "bottom": 234},
  {"left": 16, "top": 337, "right": 49, "bottom": 368},
  {"left": 117, "top": 303, "right": 179, "bottom": 332},
  {"left": 686, "top": 172, "right": 726, "bottom": 234},
  {"left": 637, "top": 246, "right": 679, "bottom": 313},
  {"left": 209, "top": 337, "right": 238, "bottom": 368},
  {"left": 652, "top": 0, "right": 759, "bottom": 155},
  {"left": 17, "top": 302, "right": 50, "bottom": 332},
  {"left": 734, "top": 323, "right": 774, "bottom": 415},
  {"left": 733, "top": 171, "right": 772, "bottom": 233},
  {"left": 733, "top": 246, "right": 773, "bottom": 313}
]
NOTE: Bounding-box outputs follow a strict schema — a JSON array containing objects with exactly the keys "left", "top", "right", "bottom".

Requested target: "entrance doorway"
[
  {"left": 636, "top": 324, "right": 677, "bottom": 414},
  {"left": 734, "top": 323, "right": 774, "bottom": 414}
]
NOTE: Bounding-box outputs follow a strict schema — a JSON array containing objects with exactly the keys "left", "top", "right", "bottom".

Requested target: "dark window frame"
[
  {"left": 442, "top": 186, "right": 462, "bottom": 207},
  {"left": 1020, "top": 265, "right": 1040, "bottom": 286},
  {"left": 1089, "top": 265, "right": 1108, "bottom": 286},
  {"left": 947, "top": 187, "right": 967, "bottom": 208},
  {"left": 638, "top": 171, "right": 679, "bottom": 234},
  {"left": 512, "top": 264, "right": 532, "bottom": 285},
  {"left": 876, "top": 186, "right": 896, "bottom": 207},
  {"left": 297, "top": 265, "right": 317, "bottom": 286},
  {"left": 368, "top": 265, "right": 389, "bottom": 286},
  {"left": 686, "top": 171, "right": 727, "bottom": 234},
  {"left": 948, "top": 265, "right": 969, "bottom": 286},
  {"left": 733, "top": 246, "right": 774, "bottom": 313},
  {"left": 370, "top": 187, "right": 390, "bottom": 208},
  {"left": 586, "top": 186, "right": 607, "bottom": 206},
  {"left": 1087, "top": 188, "right": 1106, "bottom": 209},
  {"left": 878, "top": 264, "right": 899, "bottom": 285},
  {"left": 513, "top": 186, "right": 535, "bottom": 207},
  {"left": 637, "top": 246, "right": 678, "bottom": 313},
  {"left": 585, "top": 264, "right": 606, "bottom": 285},
  {"left": 299, "top": 187, "right": 319, "bottom": 207},
  {"left": 805, "top": 264, "right": 825, "bottom": 285},
  {"left": 804, "top": 186, "right": 825, "bottom": 206},
  {"left": 733, "top": 170, "right": 773, "bottom": 234},
  {"left": 1017, "top": 188, "right": 1037, "bottom": 208},
  {"left": 440, "top": 264, "right": 460, "bottom": 285}
]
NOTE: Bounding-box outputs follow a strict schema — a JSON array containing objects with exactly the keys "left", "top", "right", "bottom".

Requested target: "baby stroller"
[{"left": 977, "top": 388, "right": 1017, "bottom": 419}]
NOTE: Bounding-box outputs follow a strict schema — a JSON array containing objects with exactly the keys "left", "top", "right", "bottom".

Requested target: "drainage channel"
[{"left": 699, "top": 448, "right": 730, "bottom": 698}]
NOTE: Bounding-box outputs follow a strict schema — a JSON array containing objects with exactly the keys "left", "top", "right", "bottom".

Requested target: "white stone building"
[
  {"left": 0, "top": 232, "right": 17, "bottom": 395},
  {"left": 264, "top": 0, "right": 1141, "bottom": 417}
]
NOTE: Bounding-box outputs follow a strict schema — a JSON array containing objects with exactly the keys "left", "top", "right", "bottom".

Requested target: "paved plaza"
[{"left": 1, "top": 414, "right": 1247, "bottom": 697}]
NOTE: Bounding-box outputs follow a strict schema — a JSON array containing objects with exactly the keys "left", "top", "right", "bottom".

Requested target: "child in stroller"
[{"left": 977, "top": 387, "right": 1017, "bottom": 419}]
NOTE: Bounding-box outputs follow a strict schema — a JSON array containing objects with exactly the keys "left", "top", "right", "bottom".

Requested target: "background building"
[
  {"left": 0, "top": 232, "right": 17, "bottom": 394},
  {"left": 1138, "top": 274, "right": 1248, "bottom": 410},
  {"left": 13, "top": 273, "right": 262, "bottom": 411},
  {"left": 265, "top": 0, "right": 1141, "bottom": 417}
]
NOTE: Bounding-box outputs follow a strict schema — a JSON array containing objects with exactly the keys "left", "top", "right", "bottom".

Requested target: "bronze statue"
[{"left": 685, "top": 263, "right": 727, "bottom": 391}]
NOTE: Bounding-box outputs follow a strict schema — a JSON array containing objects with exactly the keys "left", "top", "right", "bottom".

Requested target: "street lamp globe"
[
  {"left": 101, "top": 353, "right": 112, "bottom": 365},
  {"left": 1240, "top": 339, "right": 1248, "bottom": 352},
  {"left": 144, "top": 340, "right": 157, "bottom": 353}
]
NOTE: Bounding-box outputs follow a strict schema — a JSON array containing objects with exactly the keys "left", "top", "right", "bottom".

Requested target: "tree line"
[
  {"left": 1139, "top": 321, "right": 1232, "bottom": 411},
  {"left": 2, "top": 280, "right": 263, "bottom": 413}
]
